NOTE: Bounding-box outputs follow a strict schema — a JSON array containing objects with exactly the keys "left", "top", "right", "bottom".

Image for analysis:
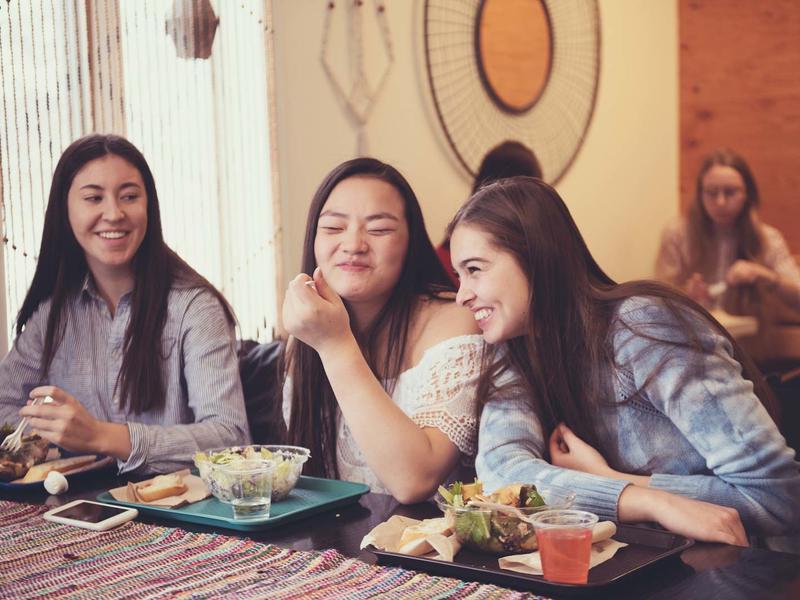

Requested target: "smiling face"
[
  {"left": 67, "top": 154, "right": 148, "bottom": 283},
  {"left": 451, "top": 223, "right": 530, "bottom": 344},
  {"left": 313, "top": 176, "right": 409, "bottom": 310},
  {"left": 700, "top": 165, "right": 748, "bottom": 229}
]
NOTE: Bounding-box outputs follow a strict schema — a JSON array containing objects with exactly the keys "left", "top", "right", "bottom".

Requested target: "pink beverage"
[
  {"left": 531, "top": 509, "right": 598, "bottom": 585},
  {"left": 535, "top": 526, "right": 593, "bottom": 584}
]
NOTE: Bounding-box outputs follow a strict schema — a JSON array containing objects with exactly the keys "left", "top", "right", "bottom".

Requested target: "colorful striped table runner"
[{"left": 0, "top": 501, "right": 545, "bottom": 599}]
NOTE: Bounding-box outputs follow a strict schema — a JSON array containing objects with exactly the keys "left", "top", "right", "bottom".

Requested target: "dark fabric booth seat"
[{"left": 238, "top": 339, "right": 286, "bottom": 445}]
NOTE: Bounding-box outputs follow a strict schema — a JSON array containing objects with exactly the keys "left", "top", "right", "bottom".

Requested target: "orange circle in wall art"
[{"left": 477, "top": 0, "right": 552, "bottom": 113}]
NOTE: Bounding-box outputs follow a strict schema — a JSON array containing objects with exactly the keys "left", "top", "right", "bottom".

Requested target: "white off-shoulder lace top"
[{"left": 283, "top": 334, "right": 484, "bottom": 494}]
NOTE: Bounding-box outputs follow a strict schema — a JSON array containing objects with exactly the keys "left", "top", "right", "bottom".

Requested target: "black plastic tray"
[
  {"left": 370, "top": 523, "right": 693, "bottom": 595},
  {"left": 0, "top": 454, "right": 114, "bottom": 491}
]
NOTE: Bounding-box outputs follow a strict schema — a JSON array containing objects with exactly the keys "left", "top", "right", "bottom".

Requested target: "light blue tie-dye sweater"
[{"left": 477, "top": 296, "right": 800, "bottom": 537}]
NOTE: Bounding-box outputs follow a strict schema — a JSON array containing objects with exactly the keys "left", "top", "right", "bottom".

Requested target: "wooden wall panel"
[{"left": 679, "top": 0, "right": 800, "bottom": 253}]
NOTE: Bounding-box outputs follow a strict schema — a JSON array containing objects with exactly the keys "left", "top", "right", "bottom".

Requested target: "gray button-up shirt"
[{"left": 0, "top": 278, "right": 250, "bottom": 474}]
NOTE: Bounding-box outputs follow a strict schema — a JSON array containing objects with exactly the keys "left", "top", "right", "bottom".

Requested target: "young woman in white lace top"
[
  {"left": 281, "top": 158, "right": 482, "bottom": 503},
  {"left": 656, "top": 148, "right": 800, "bottom": 312}
]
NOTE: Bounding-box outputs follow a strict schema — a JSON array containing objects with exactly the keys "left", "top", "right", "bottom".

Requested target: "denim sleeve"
[
  {"left": 476, "top": 388, "right": 629, "bottom": 523},
  {"left": 617, "top": 302, "right": 800, "bottom": 536}
]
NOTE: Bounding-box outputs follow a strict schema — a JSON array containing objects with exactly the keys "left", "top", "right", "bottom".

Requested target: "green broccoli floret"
[{"left": 523, "top": 485, "right": 546, "bottom": 507}]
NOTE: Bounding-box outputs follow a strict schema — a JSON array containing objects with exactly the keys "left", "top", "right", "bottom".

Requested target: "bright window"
[{"left": 0, "top": 0, "right": 278, "bottom": 353}]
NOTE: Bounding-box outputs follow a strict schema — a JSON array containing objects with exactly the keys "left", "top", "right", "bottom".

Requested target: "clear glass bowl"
[
  {"left": 436, "top": 484, "right": 576, "bottom": 554},
  {"left": 194, "top": 444, "right": 311, "bottom": 503}
]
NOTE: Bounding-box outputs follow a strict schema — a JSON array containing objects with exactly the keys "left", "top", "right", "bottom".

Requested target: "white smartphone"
[{"left": 43, "top": 500, "right": 138, "bottom": 531}]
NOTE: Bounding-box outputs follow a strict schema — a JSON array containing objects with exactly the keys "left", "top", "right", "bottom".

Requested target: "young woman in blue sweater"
[{"left": 448, "top": 176, "right": 799, "bottom": 547}]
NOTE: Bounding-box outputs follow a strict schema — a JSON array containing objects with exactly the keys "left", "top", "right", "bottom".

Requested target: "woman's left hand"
[
  {"left": 549, "top": 423, "right": 611, "bottom": 476},
  {"left": 282, "top": 268, "right": 352, "bottom": 353},
  {"left": 20, "top": 386, "right": 104, "bottom": 454},
  {"left": 726, "top": 260, "right": 778, "bottom": 288}
]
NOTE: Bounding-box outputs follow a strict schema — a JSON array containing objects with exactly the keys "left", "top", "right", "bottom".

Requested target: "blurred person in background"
[
  {"left": 437, "top": 140, "right": 542, "bottom": 283},
  {"left": 656, "top": 148, "right": 800, "bottom": 313}
]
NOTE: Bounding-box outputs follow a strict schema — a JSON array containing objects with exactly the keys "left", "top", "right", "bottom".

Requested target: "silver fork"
[{"left": 0, "top": 396, "right": 54, "bottom": 453}]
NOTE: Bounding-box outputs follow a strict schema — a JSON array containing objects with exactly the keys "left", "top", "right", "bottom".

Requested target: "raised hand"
[
  {"left": 21, "top": 385, "right": 132, "bottom": 459},
  {"left": 726, "top": 259, "right": 778, "bottom": 288},
  {"left": 282, "top": 267, "right": 352, "bottom": 353},
  {"left": 21, "top": 386, "right": 103, "bottom": 453},
  {"left": 685, "top": 272, "right": 712, "bottom": 305}
]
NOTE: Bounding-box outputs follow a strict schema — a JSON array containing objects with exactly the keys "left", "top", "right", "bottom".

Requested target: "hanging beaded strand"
[{"left": 320, "top": 0, "right": 393, "bottom": 155}]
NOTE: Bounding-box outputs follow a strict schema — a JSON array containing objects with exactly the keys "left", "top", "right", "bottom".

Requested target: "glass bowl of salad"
[
  {"left": 194, "top": 444, "right": 311, "bottom": 503},
  {"left": 436, "top": 480, "right": 576, "bottom": 554}
]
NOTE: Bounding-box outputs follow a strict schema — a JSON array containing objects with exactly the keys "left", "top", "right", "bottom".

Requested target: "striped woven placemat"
[{"left": 0, "top": 501, "right": 545, "bottom": 599}]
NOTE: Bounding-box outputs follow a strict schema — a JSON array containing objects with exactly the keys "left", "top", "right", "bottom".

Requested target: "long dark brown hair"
[
  {"left": 15, "top": 133, "right": 234, "bottom": 414},
  {"left": 687, "top": 148, "right": 763, "bottom": 312},
  {"left": 447, "top": 177, "right": 777, "bottom": 451},
  {"left": 285, "top": 157, "right": 455, "bottom": 477}
]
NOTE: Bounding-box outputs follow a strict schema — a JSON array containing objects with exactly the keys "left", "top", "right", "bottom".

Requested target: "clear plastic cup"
[
  {"left": 531, "top": 509, "right": 599, "bottom": 584},
  {"left": 219, "top": 459, "right": 274, "bottom": 519}
]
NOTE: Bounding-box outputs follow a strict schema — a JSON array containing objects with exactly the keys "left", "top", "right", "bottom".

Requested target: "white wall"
[{"left": 272, "top": 0, "right": 678, "bottom": 293}]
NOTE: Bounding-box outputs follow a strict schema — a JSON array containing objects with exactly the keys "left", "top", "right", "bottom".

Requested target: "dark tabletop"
[{"left": 2, "top": 469, "right": 799, "bottom": 599}]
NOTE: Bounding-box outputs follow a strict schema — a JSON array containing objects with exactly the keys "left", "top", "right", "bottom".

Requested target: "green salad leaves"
[{"left": 437, "top": 480, "right": 547, "bottom": 553}]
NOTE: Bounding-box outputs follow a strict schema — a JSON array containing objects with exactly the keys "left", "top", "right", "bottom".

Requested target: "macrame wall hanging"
[{"left": 320, "top": 0, "right": 394, "bottom": 155}]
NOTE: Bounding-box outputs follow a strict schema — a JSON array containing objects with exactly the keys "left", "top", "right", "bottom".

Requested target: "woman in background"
[
  {"left": 0, "top": 134, "right": 249, "bottom": 473},
  {"left": 282, "top": 158, "right": 481, "bottom": 503},
  {"left": 656, "top": 148, "right": 800, "bottom": 312},
  {"left": 449, "top": 176, "right": 799, "bottom": 545},
  {"left": 436, "top": 140, "right": 542, "bottom": 283}
]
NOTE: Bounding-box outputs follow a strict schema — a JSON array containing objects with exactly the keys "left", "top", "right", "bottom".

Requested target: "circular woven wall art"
[{"left": 423, "top": 0, "right": 600, "bottom": 183}]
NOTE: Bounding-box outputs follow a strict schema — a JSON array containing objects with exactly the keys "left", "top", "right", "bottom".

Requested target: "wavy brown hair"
[
  {"left": 688, "top": 148, "right": 763, "bottom": 313},
  {"left": 447, "top": 177, "right": 777, "bottom": 451},
  {"left": 16, "top": 134, "right": 234, "bottom": 414},
  {"left": 284, "top": 158, "right": 455, "bottom": 477}
]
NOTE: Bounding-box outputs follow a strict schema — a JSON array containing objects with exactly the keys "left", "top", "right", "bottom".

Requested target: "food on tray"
[
  {"left": 0, "top": 433, "right": 52, "bottom": 481},
  {"left": 136, "top": 473, "right": 188, "bottom": 501},
  {"left": 399, "top": 517, "right": 453, "bottom": 547},
  {"left": 437, "top": 480, "right": 576, "bottom": 554},
  {"left": 22, "top": 454, "right": 98, "bottom": 483},
  {"left": 194, "top": 444, "right": 310, "bottom": 502},
  {"left": 44, "top": 471, "right": 69, "bottom": 495}
]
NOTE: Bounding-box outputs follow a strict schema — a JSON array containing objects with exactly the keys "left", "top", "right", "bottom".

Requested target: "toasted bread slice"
[
  {"left": 136, "top": 473, "right": 188, "bottom": 502},
  {"left": 399, "top": 517, "right": 452, "bottom": 547},
  {"left": 21, "top": 455, "right": 98, "bottom": 483}
]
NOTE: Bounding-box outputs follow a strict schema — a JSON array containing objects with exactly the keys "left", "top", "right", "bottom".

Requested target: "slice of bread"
[
  {"left": 136, "top": 473, "right": 188, "bottom": 502},
  {"left": 21, "top": 455, "right": 98, "bottom": 483},
  {"left": 399, "top": 517, "right": 452, "bottom": 547}
]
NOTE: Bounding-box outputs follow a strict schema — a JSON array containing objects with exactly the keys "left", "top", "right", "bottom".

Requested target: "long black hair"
[
  {"left": 16, "top": 133, "right": 234, "bottom": 414},
  {"left": 285, "top": 157, "right": 454, "bottom": 477},
  {"left": 448, "top": 176, "right": 777, "bottom": 450}
]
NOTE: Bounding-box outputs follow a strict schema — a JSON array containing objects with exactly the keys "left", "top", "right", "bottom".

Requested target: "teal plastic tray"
[{"left": 96, "top": 475, "right": 369, "bottom": 532}]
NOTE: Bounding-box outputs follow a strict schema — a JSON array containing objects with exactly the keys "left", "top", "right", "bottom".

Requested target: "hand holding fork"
[{"left": 0, "top": 396, "right": 55, "bottom": 453}]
